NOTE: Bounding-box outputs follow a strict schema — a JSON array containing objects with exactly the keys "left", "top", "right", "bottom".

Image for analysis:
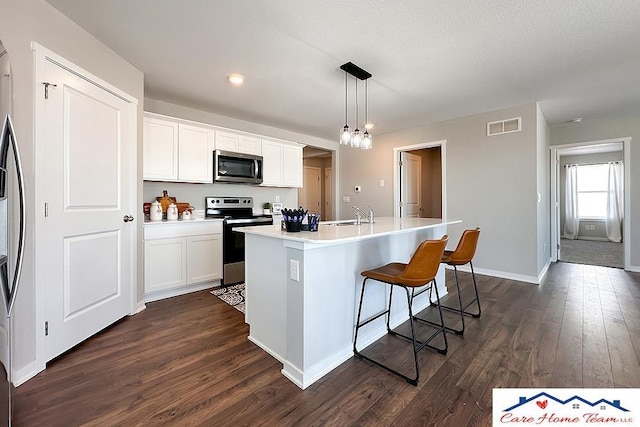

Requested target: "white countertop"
[{"left": 241, "top": 217, "right": 461, "bottom": 244}]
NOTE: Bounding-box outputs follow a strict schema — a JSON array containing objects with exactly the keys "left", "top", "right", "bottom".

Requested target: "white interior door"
[
  {"left": 299, "top": 166, "right": 321, "bottom": 214},
  {"left": 37, "top": 55, "right": 135, "bottom": 362},
  {"left": 400, "top": 152, "right": 421, "bottom": 217},
  {"left": 324, "top": 167, "right": 333, "bottom": 221}
]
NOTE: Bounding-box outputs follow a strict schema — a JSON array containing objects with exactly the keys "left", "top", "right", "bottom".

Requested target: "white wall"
[
  {"left": 536, "top": 104, "right": 551, "bottom": 277},
  {"left": 0, "top": 0, "right": 144, "bottom": 383},
  {"left": 340, "top": 103, "right": 544, "bottom": 282},
  {"left": 551, "top": 114, "right": 639, "bottom": 269}
]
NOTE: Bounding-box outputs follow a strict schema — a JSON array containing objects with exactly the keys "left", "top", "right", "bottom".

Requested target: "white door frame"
[
  {"left": 393, "top": 140, "right": 447, "bottom": 219},
  {"left": 550, "top": 137, "right": 631, "bottom": 269},
  {"left": 32, "top": 43, "right": 138, "bottom": 378}
]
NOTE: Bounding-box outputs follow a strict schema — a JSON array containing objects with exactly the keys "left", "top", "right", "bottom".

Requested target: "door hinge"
[
  {"left": 42, "top": 82, "right": 57, "bottom": 100},
  {"left": 399, "top": 160, "right": 403, "bottom": 166},
  {"left": 557, "top": 244, "right": 560, "bottom": 250},
  {"left": 45, "top": 321, "right": 49, "bottom": 336},
  {"left": 44, "top": 202, "right": 49, "bottom": 217}
]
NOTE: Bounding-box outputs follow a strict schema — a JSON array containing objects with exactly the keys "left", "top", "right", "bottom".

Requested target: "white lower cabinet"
[
  {"left": 186, "top": 234, "right": 222, "bottom": 284},
  {"left": 144, "top": 221, "right": 223, "bottom": 302},
  {"left": 144, "top": 238, "right": 187, "bottom": 293}
]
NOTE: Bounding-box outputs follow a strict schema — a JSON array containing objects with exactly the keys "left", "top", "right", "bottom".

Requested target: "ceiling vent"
[{"left": 487, "top": 117, "right": 521, "bottom": 136}]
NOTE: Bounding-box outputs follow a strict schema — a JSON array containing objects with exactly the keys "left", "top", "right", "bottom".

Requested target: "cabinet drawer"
[{"left": 144, "top": 220, "right": 223, "bottom": 240}]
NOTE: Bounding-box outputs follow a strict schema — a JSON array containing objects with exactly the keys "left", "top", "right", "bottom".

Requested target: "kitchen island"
[{"left": 242, "top": 217, "right": 461, "bottom": 389}]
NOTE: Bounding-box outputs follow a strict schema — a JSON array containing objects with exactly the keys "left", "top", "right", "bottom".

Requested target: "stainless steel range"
[{"left": 205, "top": 197, "right": 273, "bottom": 286}]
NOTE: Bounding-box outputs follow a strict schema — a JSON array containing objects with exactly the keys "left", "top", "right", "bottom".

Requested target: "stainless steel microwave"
[{"left": 214, "top": 150, "right": 263, "bottom": 184}]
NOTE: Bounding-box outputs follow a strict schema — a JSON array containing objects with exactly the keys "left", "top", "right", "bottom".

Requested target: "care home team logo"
[{"left": 493, "top": 389, "right": 640, "bottom": 426}]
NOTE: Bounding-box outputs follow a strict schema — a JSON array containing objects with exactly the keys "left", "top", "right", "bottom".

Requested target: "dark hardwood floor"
[{"left": 14, "top": 262, "right": 640, "bottom": 426}]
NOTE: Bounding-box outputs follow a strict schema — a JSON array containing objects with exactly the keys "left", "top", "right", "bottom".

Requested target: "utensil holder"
[{"left": 285, "top": 220, "right": 302, "bottom": 232}]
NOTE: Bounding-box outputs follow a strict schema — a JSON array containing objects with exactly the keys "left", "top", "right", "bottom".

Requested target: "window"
[{"left": 577, "top": 164, "right": 608, "bottom": 219}]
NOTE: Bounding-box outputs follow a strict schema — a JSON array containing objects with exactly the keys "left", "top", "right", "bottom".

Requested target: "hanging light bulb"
[
  {"left": 339, "top": 71, "right": 351, "bottom": 145},
  {"left": 351, "top": 77, "right": 362, "bottom": 147},
  {"left": 362, "top": 130, "right": 372, "bottom": 150},
  {"left": 361, "top": 79, "right": 373, "bottom": 150}
]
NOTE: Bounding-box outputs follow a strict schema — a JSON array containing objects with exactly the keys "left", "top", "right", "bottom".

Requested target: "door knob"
[{"left": 123, "top": 215, "right": 134, "bottom": 222}]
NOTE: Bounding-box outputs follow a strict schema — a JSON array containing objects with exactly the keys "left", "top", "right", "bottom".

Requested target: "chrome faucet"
[{"left": 351, "top": 205, "right": 375, "bottom": 225}]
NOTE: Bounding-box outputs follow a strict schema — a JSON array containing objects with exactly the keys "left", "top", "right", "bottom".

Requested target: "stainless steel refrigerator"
[{"left": 0, "top": 113, "right": 26, "bottom": 424}]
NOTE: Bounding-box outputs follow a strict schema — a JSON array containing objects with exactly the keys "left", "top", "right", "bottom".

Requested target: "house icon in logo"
[{"left": 504, "top": 392, "right": 630, "bottom": 412}]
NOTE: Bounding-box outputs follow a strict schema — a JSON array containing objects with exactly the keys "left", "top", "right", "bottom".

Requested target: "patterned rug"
[{"left": 210, "top": 283, "right": 245, "bottom": 313}]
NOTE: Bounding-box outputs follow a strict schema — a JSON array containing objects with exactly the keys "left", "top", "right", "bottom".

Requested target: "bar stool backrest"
[
  {"left": 447, "top": 228, "right": 480, "bottom": 264},
  {"left": 399, "top": 235, "right": 448, "bottom": 287}
]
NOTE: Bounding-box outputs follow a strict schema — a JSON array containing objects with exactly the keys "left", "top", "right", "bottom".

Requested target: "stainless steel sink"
[{"left": 323, "top": 220, "right": 359, "bottom": 226}]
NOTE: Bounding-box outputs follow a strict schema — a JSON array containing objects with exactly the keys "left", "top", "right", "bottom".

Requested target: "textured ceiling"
[{"left": 46, "top": 0, "right": 640, "bottom": 141}]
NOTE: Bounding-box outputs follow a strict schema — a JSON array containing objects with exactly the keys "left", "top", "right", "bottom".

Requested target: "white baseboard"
[
  {"left": 247, "top": 335, "right": 284, "bottom": 363},
  {"left": 537, "top": 259, "right": 552, "bottom": 284},
  {"left": 133, "top": 301, "right": 146, "bottom": 315},
  {"left": 446, "top": 265, "right": 539, "bottom": 284},
  {"left": 282, "top": 344, "right": 354, "bottom": 390},
  {"left": 13, "top": 361, "right": 44, "bottom": 387},
  {"left": 626, "top": 265, "right": 640, "bottom": 273},
  {"left": 144, "top": 280, "right": 219, "bottom": 303},
  {"left": 574, "top": 236, "right": 611, "bottom": 242}
]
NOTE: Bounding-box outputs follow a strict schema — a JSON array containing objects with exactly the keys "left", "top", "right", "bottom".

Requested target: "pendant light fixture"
[
  {"left": 339, "top": 70, "right": 351, "bottom": 145},
  {"left": 361, "top": 79, "right": 373, "bottom": 150},
  {"left": 351, "top": 78, "right": 362, "bottom": 148},
  {"left": 338, "top": 62, "right": 373, "bottom": 150}
]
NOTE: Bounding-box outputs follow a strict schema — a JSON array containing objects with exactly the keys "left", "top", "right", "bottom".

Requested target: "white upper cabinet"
[
  {"left": 178, "top": 123, "right": 214, "bottom": 182},
  {"left": 143, "top": 117, "right": 179, "bottom": 180},
  {"left": 238, "top": 135, "right": 262, "bottom": 155},
  {"left": 261, "top": 139, "right": 303, "bottom": 188},
  {"left": 282, "top": 144, "right": 303, "bottom": 187},
  {"left": 215, "top": 130, "right": 262, "bottom": 155},
  {"left": 143, "top": 114, "right": 214, "bottom": 183},
  {"left": 215, "top": 131, "right": 239, "bottom": 152},
  {"left": 144, "top": 112, "right": 302, "bottom": 186},
  {"left": 261, "top": 139, "right": 284, "bottom": 186}
]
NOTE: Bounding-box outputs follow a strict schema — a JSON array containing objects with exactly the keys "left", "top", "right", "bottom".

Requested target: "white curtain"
[
  {"left": 563, "top": 164, "right": 579, "bottom": 239},
  {"left": 605, "top": 161, "right": 624, "bottom": 242}
]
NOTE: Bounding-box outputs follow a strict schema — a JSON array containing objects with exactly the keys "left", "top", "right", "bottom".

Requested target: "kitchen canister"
[
  {"left": 150, "top": 201, "right": 163, "bottom": 221},
  {"left": 166, "top": 203, "right": 179, "bottom": 220}
]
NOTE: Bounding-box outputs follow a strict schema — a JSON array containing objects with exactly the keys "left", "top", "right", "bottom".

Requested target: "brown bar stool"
[
  {"left": 431, "top": 227, "right": 481, "bottom": 336},
  {"left": 353, "top": 235, "right": 449, "bottom": 386}
]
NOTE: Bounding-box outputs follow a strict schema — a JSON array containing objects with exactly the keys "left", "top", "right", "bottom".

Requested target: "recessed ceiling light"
[
  {"left": 227, "top": 73, "right": 245, "bottom": 86},
  {"left": 570, "top": 118, "right": 583, "bottom": 123}
]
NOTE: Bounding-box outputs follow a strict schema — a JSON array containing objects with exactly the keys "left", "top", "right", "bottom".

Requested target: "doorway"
[
  {"left": 551, "top": 138, "right": 631, "bottom": 269},
  {"left": 393, "top": 140, "right": 446, "bottom": 219},
  {"left": 299, "top": 147, "right": 333, "bottom": 221}
]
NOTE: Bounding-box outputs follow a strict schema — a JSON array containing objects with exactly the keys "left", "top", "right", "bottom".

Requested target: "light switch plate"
[{"left": 342, "top": 196, "right": 351, "bottom": 203}]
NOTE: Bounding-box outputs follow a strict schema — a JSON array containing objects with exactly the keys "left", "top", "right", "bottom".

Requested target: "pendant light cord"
[
  {"left": 365, "top": 79, "right": 368, "bottom": 127},
  {"left": 344, "top": 71, "right": 348, "bottom": 125},
  {"left": 354, "top": 76, "right": 359, "bottom": 129}
]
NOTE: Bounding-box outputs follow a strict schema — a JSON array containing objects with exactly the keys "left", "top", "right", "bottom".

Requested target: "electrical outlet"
[
  {"left": 380, "top": 180, "right": 385, "bottom": 187},
  {"left": 342, "top": 196, "right": 350, "bottom": 203},
  {"left": 289, "top": 259, "right": 299, "bottom": 282}
]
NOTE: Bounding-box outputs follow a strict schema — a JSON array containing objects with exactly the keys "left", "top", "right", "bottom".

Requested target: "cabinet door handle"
[{"left": 123, "top": 215, "right": 134, "bottom": 223}]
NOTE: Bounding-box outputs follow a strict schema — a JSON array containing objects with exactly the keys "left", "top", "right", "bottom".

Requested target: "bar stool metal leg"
[
  {"left": 353, "top": 279, "right": 448, "bottom": 385},
  {"left": 430, "top": 262, "right": 481, "bottom": 335}
]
